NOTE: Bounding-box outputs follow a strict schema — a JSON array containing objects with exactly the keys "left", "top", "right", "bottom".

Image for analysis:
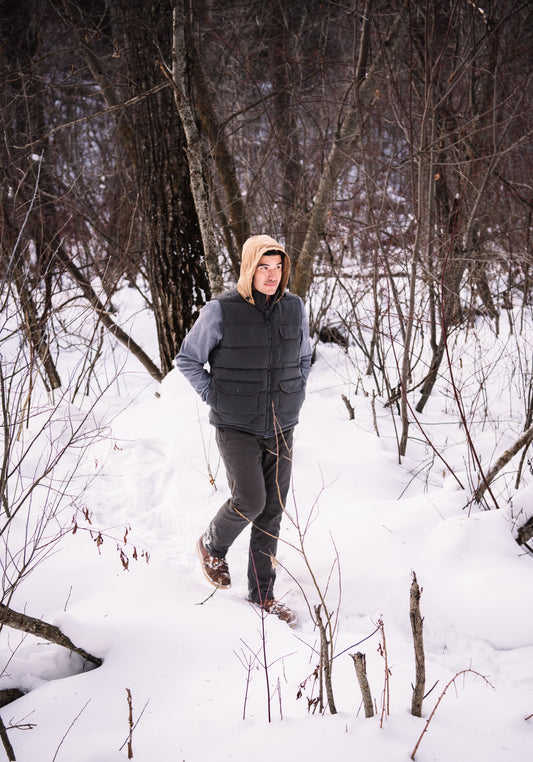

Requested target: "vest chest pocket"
[
  {"left": 224, "top": 323, "right": 268, "bottom": 347},
  {"left": 279, "top": 324, "right": 300, "bottom": 340},
  {"left": 212, "top": 379, "right": 262, "bottom": 414}
]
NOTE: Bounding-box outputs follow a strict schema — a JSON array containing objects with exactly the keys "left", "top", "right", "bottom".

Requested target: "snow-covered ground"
[{"left": 1, "top": 285, "right": 532, "bottom": 761}]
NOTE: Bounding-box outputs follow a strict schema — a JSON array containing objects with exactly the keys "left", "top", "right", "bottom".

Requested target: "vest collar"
[{"left": 252, "top": 288, "right": 280, "bottom": 313}]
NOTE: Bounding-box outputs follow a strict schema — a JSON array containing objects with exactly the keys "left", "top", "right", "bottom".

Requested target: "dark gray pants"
[{"left": 204, "top": 426, "right": 294, "bottom": 603}]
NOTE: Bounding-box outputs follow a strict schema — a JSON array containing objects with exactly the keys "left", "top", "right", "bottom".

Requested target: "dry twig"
[{"left": 410, "top": 669, "right": 494, "bottom": 760}]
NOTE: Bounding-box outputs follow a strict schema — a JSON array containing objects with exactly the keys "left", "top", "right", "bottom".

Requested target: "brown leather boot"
[
  {"left": 249, "top": 598, "right": 298, "bottom": 627},
  {"left": 196, "top": 535, "right": 231, "bottom": 589}
]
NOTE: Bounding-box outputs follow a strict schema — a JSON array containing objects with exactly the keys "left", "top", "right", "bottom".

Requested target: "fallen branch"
[
  {"left": 474, "top": 423, "right": 533, "bottom": 504},
  {"left": 516, "top": 516, "right": 533, "bottom": 547},
  {"left": 0, "top": 604, "right": 102, "bottom": 667}
]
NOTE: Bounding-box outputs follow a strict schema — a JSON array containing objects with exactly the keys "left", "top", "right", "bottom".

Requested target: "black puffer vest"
[{"left": 207, "top": 289, "right": 305, "bottom": 437}]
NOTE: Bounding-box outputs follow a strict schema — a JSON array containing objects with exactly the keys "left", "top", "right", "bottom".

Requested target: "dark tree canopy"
[{"left": 0, "top": 0, "right": 531, "bottom": 392}]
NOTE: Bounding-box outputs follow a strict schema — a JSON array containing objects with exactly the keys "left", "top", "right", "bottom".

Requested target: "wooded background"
[
  {"left": 1, "top": 3, "right": 533, "bottom": 746},
  {"left": 1, "top": 0, "right": 532, "bottom": 420}
]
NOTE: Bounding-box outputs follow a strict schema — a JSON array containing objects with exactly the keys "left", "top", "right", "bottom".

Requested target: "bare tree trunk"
[
  {"left": 351, "top": 652, "right": 374, "bottom": 718},
  {"left": 12, "top": 268, "right": 62, "bottom": 391},
  {"left": 0, "top": 9, "right": 61, "bottom": 393},
  {"left": 188, "top": 23, "right": 250, "bottom": 256},
  {"left": 315, "top": 604, "right": 336, "bottom": 714},
  {"left": 60, "top": 0, "right": 137, "bottom": 164},
  {"left": 111, "top": 0, "right": 212, "bottom": 374},
  {"left": 410, "top": 573, "right": 425, "bottom": 718},
  {"left": 63, "top": 0, "right": 213, "bottom": 374},
  {"left": 171, "top": 0, "right": 223, "bottom": 296},
  {"left": 412, "top": 4, "right": 509, "bottom": 412},
  {"left": 1, "top": 186, "right": 62, "bottom": 391},
  {"left": 0, "top": 691, "right": 24, "bottom": 709},
  {"left": 267, "top": 1, "right": 307, "bottom": 262},
  {"left": 292, "top": 2, "right": 401, "bottom": 297},
  {"left": 400, "top": 105, "right": 435, "bottom": 454}
]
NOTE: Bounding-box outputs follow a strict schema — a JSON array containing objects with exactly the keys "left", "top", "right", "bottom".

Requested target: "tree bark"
[
  {"left": 351, "top": 652, "right": 374, "bottom": 717},
  {"left": 104, "top": 0, "right": 212, "bottom": 374},
  {"left": 0, "top": 690, "right": 24, "bottom": 709}
]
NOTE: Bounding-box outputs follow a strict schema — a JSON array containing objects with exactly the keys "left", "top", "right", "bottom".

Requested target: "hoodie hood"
[{"left": 237, "top": 235, "right": 290, "bottom": 305}]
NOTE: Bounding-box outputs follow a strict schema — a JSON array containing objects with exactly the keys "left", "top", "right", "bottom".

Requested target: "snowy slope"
[{"left": 1, "top": 292, "right": 532, "bottom": 762}]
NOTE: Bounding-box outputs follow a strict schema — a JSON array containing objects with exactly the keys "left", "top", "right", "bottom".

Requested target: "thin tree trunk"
[
  {"left": 60, "top": 0, "right": 137, "bottom": 164},
  {"left": 410, "top": 573, "right": 425, "bottom": 717},
  {"left": 415, "top": 337, "right": 445, "bottom": 414},
  {"left": 315, "top": 604, "right": 336, "bottom": 714},
  {"left": 69, "top": 0, "right": 213, "bottom": 375},
  {"left": 171, "top": 0, "right": 224, "bottom": 296},
  {"left": 189, "top": 28, "right": 250, "bottom": 254},
  {"left": 351, "top": 652, "right": 374, "bottom": 717},
  {"left": 0, "top": 714, "right": 15, "bottom": 761},
  {"left": 292, "top": 0, "right": 402, "bottom": 297},
  {"left": 12, "top": 270, "right": 62, "bottom": 391},
  {"left": 268, "top": 4, "right": 306, "bottom": 262},
  {"left": 400, "top": 131, "right": 428, "bottom": 455}
]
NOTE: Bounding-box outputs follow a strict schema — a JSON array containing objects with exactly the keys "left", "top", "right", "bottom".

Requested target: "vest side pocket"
[
  {"left": 213, "top": 379, "right": 262, "bottom": 414},
  {"left": 277, "top": 376, "right": 306, "bottom": 417}
]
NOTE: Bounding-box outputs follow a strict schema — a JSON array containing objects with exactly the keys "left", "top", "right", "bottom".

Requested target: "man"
[{"left": 175, "top": 234, "right": 312, "bottom": 626}]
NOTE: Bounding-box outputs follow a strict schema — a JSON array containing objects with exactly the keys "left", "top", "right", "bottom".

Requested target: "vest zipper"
[{"left": 265, "top": 309, "right": 272, "bottom": 438}]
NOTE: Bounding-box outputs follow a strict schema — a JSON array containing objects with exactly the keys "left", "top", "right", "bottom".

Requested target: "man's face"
[{"left": 252, "top": 254, "right": 283, "bottom": 299}]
